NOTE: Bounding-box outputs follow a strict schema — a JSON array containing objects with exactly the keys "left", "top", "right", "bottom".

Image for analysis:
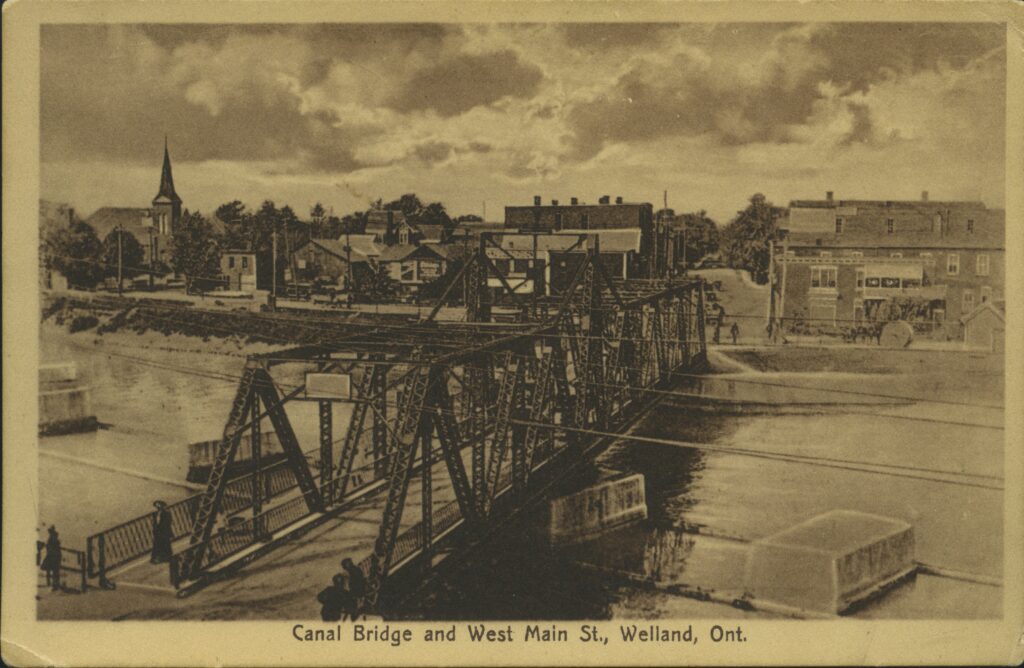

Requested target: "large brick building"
[
  {"left": 772, "top": 192, "right": 1004, "bottom": 337},
  {"left": 504, "top": 196, "right": 657, "bottom": 276}
]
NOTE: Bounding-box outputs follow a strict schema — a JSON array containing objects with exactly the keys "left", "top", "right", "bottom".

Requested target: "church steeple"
[
  {"left": 151, "top": 136, "right": 182, "bottom": 237},
  {"left": 154, "top": 136, "right": 181, "bottom": 204}
]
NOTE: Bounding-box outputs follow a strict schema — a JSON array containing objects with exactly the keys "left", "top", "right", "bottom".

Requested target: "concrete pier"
[
  {"left": 39, "top": 362, "right": 97, "bottom": 436},
  {"left": 744, "top": 510, "right": 916, "bottom": 615}
]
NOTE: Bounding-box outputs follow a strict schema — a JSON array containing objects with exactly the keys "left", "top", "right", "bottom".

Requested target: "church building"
[{"left": 85, "top": 139, "right": 183, "bottom": 269}]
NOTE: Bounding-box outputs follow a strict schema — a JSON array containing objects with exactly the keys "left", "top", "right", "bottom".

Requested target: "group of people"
[{"left": 318, "top": 557, "right": 367, "bottom": 621}]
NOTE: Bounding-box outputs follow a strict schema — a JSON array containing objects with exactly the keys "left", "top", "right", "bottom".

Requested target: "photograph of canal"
[{"left": 4, "top": 7, "right": 1020, "bottom": 665}]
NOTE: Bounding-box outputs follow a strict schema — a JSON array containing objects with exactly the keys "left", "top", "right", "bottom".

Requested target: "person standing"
[
  {"left": 41, "top": 526, "right": 62, "bottom": 591},
  {"left": 730, "top": 321, "right": 740, "bottom": 345},
  {"left": 151, "top": 500, "right": 173, "bottom": 564},
  {"left": 318, "top": 574, "right": 347, "bottom": 622},
  {"left": 341, "top": 557, "right": 366, "bottom": 619}
]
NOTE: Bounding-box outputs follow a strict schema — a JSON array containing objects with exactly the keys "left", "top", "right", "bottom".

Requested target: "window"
[
  {"left": 297, "top": 259, "right": 307, "bottom": 270},
  {"left": 886, "top": 218, "right": 894, "bottom": 234},
  {"left": 920, "top": 252, "right": 933, "bottom": 260},
  {"left": 981, "top": 286, "right": 993, "bottom": 303},
  {"left": 513, "top": 259, "right": 531, "bottom": 274},
  {"left": 962, "top": 289, "right": 975, "bottom": 313},
  {"left": 241, "top": 256, "right": 249, "bottom": 269},
  {"left": 967, "top": 219, "right": 975, "bottom": 234},
  {"left": 494, "top": 259, "right": 511, "bottom": 274},
  {"left": 890, "top": 252, "right": 903, "bottom": 258},
  {"left": 810, "top": 266, "right": 838, "bottom": 289},
  {"left": 819, "top": 251, "right": 832, "bottom": 257},
  {"left": 850, "top": 251, "right": 864, "bottom": 257},
  {"left": 865, "top": 277, "right": 881, "bottom": 288},
  {"left": 228, "top": 256, "right": 235, "bottom": 269},
  {"left": 400, "top": 261, "right": 415, "bottom": 282},
  {"left": 835, "top": 218, "right": 844, "bottom": 234},
  {"left": 580, "top": 213, "right": 590, "bottom": 229},
  {"left": 554, "top": 213, "right": 563, "bottom": 229},
  {"left": 902, "top": 278, "right": 921, "bottom": 288},
  {"left": 855, "top": 268, "right": 865, "bottom": 289},
  {"left": 881, "top": 277, "right": 900, "bottom": 288},
  {"left": 976, "top": 254, "right": 990, "bottom": 276},
  {"left": 947, "top": 253, "right": 960, "bottom": 275}
]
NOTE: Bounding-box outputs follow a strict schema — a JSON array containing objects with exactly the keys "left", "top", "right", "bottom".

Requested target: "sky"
[{"left": 40, "top": 23, "right": 1006, "bottom": 224}]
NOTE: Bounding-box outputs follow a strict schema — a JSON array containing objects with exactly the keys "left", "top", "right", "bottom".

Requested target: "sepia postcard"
[{"left": 3, "top": 0, "right": 1023, "bottom": 665}]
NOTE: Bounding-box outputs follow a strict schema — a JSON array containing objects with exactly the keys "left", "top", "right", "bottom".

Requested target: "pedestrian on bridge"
[
  {"left": 151, "top": 500, "right": 173, "bottom": 564},
  {"left": 318, "top": 574, "right": 355, "bottom": 622},
  {"left": 341, "top": 557, "right": 366, "bottom": 619},
  {"left": 41, "top": 525, "right": 62, "bottom": 591}
]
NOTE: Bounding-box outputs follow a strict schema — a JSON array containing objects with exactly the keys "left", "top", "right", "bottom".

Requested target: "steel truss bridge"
[{"left": 86, "top": 235, "right": 708, "bottom": 614}]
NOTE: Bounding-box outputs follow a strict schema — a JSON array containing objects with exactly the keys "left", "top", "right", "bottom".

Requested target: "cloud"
[
  {"left": 386, "top": 50, "right": 544, "bottom": 117},
  {"left": 40, "top": 23, "right": 1005, "bottom": 224}
]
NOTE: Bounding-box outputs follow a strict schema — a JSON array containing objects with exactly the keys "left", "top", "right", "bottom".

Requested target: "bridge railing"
[
  {"left": 37, "top": 543, "right": 88, "bottom": 592},
  {"left": 85, "top": 454, "right": 312, "bottom": 581}
]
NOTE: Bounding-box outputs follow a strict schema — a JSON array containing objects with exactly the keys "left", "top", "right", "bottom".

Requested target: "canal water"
[{"left": 39, "top": 327, "right": 1003, "bottom": 619}]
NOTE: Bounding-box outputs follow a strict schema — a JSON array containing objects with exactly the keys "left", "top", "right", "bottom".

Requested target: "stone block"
[{"left": 744, "top": 510, "right": 915, "bottom": 614}]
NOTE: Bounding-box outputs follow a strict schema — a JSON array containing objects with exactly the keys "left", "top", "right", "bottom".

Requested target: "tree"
[
  {"left": 382, "top": 193, "right": 455, "bottom": 236},
  {"left": 675, "top": 210, "right": 719, "bottom": 266},
  {"left": 44, "top": 220, "right": 105, "bottom": 288},
  {"left": 351, "top": 263, "right": 401, "bottom": 303},
  {"left": 171, "top": 210, "right": 222, "bottom": 293},
  {"left": 101, "top": 229, "right": 145, "bottom": 279},
  {"left": 310, "top": 202, "right": 327, "bottom": 238},
  {"left": 719, "top": 194, "right": 786, "bottom": 284}
]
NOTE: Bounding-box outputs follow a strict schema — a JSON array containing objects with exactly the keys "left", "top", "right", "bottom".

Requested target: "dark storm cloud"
[
  {"left": 386, "top": 50, "right": 544, "bottom": 117},
  {"left": 807, "top": 23, "right": 1004, "bottom": 93},
  {"left": 564, "top": 22, "right": 1003, "bottom": 160}
]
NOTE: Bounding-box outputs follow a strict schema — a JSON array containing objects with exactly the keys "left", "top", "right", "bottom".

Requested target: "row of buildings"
[
  {"left": 42, "top": 144, "right": 1005, "bottom": 347},
  {"left": 772, "top": 191, "right": 1005, "bottom": 347}
]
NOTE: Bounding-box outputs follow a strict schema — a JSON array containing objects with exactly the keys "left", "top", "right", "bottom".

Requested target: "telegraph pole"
[
  {"left": 272, "top": 225, "right": 278, "bottom": 298},
  {"left": 117, "top": 223, "right": 124, "bottom": 296},
  {"left": 345, "top": 224, "right": 353, "bottom": 293}
]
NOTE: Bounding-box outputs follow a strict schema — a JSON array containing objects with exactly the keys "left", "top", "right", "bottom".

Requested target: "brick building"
[
  {"left": 504, "top": 195, "right": 656, "bottom": 277},
  {"left": 772, "top": 192, "right": 1005, "bottom": 337}
]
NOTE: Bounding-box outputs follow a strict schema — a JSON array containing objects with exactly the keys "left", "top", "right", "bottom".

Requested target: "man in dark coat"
[
  {"left": 318, "top": 574, "right": 352, "bottom": 622},
  {"left": 41, "top": 526, "right": 62, "bottom": 591},
  {"left": 151, "top": 500, "right": 173, "bottom": 564},
  {"left": 341, "top": 557, "right": 366, "bottom": 618},
  {"left": 730, "top": 322, "right": 740, "bottom": 345}
]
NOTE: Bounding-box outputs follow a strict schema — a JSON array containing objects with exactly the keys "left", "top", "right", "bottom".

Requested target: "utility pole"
[
  {"left": 117, "top": 223, "right": 124, "bottom": 296},
  {"left": 345, "top": 223, "right": 353, "bottom": 294},
  {"left": 148, "top": 227, "right": 155, "bottom": 289},
  {"left": 272, "top": 225, "right": 278, "bottom": 298}
]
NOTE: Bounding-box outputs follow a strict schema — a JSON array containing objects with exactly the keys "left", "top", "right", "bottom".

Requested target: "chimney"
[
  {"left": 921, "top": 190, "right": 929, "bottom": 202},
  {"left": 533, "top": 195, "right": 542, "bottom": 206},
  {"left": 615, "top": 196, "right": 623, "bottom": 204},
  {"left": 570, "top": 197, "right": 578, "bottom": 206},
  {"left": 826, "top": 191, "right": 834, "bottom": 203},
  {"left": 67, "top": 207, "right": 75, "bottom": 226},
  {"left": 599, "top": 195, "right": 610, "bottom": 205},
  {"left": 551, "top": 199, "right": 559, "bottom": 206}
]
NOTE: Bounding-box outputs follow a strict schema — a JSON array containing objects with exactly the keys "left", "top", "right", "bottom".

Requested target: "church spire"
[{"left": 154, "top": 137, "right": 181, "bottom": 204}]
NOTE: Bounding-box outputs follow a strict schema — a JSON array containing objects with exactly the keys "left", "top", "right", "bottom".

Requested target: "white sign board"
[{"left": 304, "top": 373, "right": 351, "bottom": 401}]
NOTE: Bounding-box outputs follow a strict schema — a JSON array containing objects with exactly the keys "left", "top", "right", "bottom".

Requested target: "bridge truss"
[{"left": 167, "top": 236, "right": 708, "bottom": 612}]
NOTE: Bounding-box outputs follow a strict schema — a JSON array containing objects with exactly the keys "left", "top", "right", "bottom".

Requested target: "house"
[
  {"left": 378, "top": 244, "right": 450, "bottom": 289},
  {"left": 291, "top": 238, "right": 372, "bottom": 287},
  {"left": 220, "top": 248, "right": 273, "bottom": 292},
  {"left": 961, "top": 300, "right": 1005, "bottom": 352},
  {"left": 772, "top": 192, "right": 1004, "bottom": 337},
  {"left": 504, "top": 196, "right": 656, "bottom": 277}
]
